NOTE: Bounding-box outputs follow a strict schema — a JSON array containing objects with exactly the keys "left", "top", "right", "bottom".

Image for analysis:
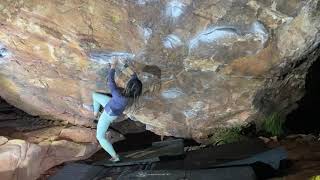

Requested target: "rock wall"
[
  {"left": 0, "top": 136, "right": 98, "bottom": 180},
  {"left": 0, "top": 0, "right": 319, "bottom": 143},
  {"left": 0, "top": 97, "right": 126, "bottom": 180}
]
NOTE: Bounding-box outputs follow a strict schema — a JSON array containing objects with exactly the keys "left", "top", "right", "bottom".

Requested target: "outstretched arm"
[{"left": 107, "top": 60, "right": 121, "bottom": 96}]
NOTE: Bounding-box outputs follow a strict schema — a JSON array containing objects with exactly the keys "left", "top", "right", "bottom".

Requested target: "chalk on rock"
[
  {"left": 138, "top": 26, "right": 152, "bottom": 43},
  {"left": 134, "top": 0, "right": 158, "bottom": 6},
  {"left": 165, "top": 0, "right": 186, "bottom": 19},
  {"left": 189, "top": 26, "right": 239, "bottom": 51},
  {"left": 0, "top": 43, "right": 11, "bottom": 59},
  {"left": 88, "top": 51, "right": 135, "bottom": 65},
  {"left": 82, "top": 104, "right": 94, "bottom": 112},
  {"left": 249, "top": 21, "right": 269, "bottom": 45},
  {"left": 163, "top": 34, "right": 183, "bottom": 49}
]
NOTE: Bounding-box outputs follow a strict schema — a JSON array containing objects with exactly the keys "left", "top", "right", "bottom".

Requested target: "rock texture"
[
  {"left": 0, "top": 0, "right": 319, "bottom": 143},
  {"left": 0, "top": 97, "right": 127, "bottom": 180},
  {"left": 0, "top": 124, "right": 127, "bottom": 180},
  {"left": 60, "top": 126, "right": 97, "bottom": 143},
  {"left": 0, "top": 137, "right": 98, "bottom": 180}
]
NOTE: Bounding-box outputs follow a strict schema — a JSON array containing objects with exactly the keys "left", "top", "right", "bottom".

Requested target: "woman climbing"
[{"left": 92, "top": 58, "right": 142, "bottom": 162}]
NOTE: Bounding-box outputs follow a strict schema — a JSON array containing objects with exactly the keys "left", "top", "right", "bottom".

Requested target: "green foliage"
[
  {"left": 208, "top": 126, "right": 245, "bottom": 145},
  {"left": 261, "top": 113, "right": 284, "bottom": 136}
]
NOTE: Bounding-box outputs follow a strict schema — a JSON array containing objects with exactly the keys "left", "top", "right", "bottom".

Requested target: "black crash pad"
[
  {"left": 94, "top": 139, "right": 184, "bottom": 167},
  {"left": 49, "top": 163, "right": 104, "bottom": 180},
  {"left": 50, "top": 139, "right": 287, "bottom": 180},
  {"left": 153, "top": 139, "right": 269, "bottom": 170},
  {"left": 219, "top": 147, "right": 287, "bottom": 169},
  {"left": 118, "top": 167, "right": 256, "bottom": 180}
]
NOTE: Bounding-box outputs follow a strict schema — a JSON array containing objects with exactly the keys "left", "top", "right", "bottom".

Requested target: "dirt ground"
[{"left": 265, "top": 135, "right": 320, "bottom": 180}]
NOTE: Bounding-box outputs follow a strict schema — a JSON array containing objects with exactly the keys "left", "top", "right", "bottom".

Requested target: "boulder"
[
  {"left": 47, "top": 126, "right": 125, "bottom": 144},
  {"left": 60, "top": 127, "right": 97, "bottom": 143},
  {"left": 0, "top": 124, "right": 125, "bottom": 180},
  {"left": 0, "top": 0, "right": 319, "bottom": 142},
  {"left": 0, "top": 138, "right": 98, "bottom": 180},
  {"left": 0, "top": 136, "right": 8, "bottom": 145}
]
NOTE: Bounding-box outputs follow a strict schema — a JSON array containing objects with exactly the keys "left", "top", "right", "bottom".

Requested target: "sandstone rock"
[
  {"left": 60, "top": 126, "right": 97, "bottom": 143},
  {"left": 9, "top": 125, "right": 124, "bottom": 144},
  {"left": 0, "top": 124, "right": 127, "bottom": 180},
  {"left": 0, "top": 136, "right": 8, "bottom": 145},
  {"left": 258, "top": 136, "right": 271, "bottom": 143},
  {"left": 0, "top": 138, "right": 99, "bottom": 180},
  {"left": 20, "top": 126, "right": 63, "bottom": 143},
  {"left": 270, "top": 136, "right": 278, "bottom": 142},
  {"left": 38, "top": 140, "right": 99, "bottom": 173},
  {"left": 59, "top": 126, "right": 125, "bottom": 143},
  {"left": 0, "top": 0, "right": 319, "bottom": 142},
  {"left": 111, "top": 119, "right": 146, "bottom": 134},
  {"left": 0, "top": 139, "right": 42, "bottom": 180}
]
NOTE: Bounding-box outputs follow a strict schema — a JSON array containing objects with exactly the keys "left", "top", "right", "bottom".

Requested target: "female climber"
[{"left": 92, "top": 58, "right": 142, "bottom": 162}]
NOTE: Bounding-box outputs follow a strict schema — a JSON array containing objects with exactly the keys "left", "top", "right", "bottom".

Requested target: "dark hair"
[{"left": 122, "top": 77, "right": 143, "bottom": 111}]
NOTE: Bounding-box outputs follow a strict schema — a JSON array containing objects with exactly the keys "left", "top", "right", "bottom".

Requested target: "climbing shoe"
[{"left": 109, "top": 155, "right": 120, "bottom": 163}]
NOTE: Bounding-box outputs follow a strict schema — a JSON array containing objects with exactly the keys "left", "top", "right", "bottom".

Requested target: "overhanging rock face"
[{"left": 0, "top": 0, "right": 319, "bottom": 142}]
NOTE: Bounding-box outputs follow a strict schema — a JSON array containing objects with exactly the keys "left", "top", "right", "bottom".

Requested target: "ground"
[
  {"left": 266, "top": 135, "right": 320, "bottom": 180},
  {"left": 38, "top": 134, "right": 320, "bottom": 180}
]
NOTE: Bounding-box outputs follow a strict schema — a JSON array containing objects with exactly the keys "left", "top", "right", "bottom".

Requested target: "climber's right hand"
[{"left": 111, "top": 57, "right": 118, "bottom": 69}]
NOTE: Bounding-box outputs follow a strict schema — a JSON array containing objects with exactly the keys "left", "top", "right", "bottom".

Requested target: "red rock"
[{"left": 0, "top": 0, "right": 318, "bottom": 144}]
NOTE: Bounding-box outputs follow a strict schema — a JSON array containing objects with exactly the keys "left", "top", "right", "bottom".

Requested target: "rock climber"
[{"left": 92, "top": 58, "right": 142, "bottom": 162}]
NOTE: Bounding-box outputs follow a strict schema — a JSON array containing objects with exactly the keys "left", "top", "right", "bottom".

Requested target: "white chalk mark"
[
  {"left": 163, "top": 34, "right": 183, "bottom": 49},
  {"left": 161, "top": 88, "right": 184, "bottom": 99},
  {"left": 88, "top": 51, "right": 135, "bottom": 65},
  {"left": 183, "top": 101, "right": 205, "bottom": 118},
  {"left": 165, "top": 0, "right": 186, "bottom": 19},
  {"left": 135, "top": 0, "right": 158, "bottom": 6},
  {"left": 250, "top": 21, "right": 269, "bottom": 45},
  {"left": 82, "top": 104, "right": 94, "bottom": 112},
  {"left": 138, "top": 26, "right": 152, "bottom": 43},
  {"left": 189, "top": 26, "right": 239, "bottom": 50},
  {"left": 0, "top": 43, "right": 11, "bottom": 63}
]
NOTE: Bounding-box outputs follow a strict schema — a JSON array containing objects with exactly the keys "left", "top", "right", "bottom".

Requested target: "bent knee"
[
  {"left": 92, "top": 92, "right": 98, "bottom": 99},
  {"left": 96, "top": 133, "right": 105, "bottom": 141}
]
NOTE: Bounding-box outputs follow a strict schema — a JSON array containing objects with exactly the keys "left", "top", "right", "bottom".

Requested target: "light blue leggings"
[{"left": 92, "top": 92, "right": 118, "bottom": 158}]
